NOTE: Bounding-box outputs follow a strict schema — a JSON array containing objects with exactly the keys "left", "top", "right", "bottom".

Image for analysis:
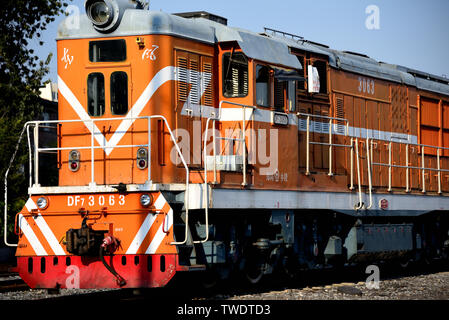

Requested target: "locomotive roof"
[{"left": 57, "top": 9, "right": 449, "bottom": 97}]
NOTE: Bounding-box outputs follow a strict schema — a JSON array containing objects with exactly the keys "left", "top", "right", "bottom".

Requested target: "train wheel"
[
  {"left": 245, "top": 267, "right": 264, "bottom": 284},
  {"left": 201, "top": 268, "right": 219, "bottom": 289},
  {"left": 399, "top": 258, "right": 410, "bottom": 268},
  {"left": 244, "top": 259, "right": 264, "bottom": 284},
  {"left": 281, "top": 254, "right": 299, "bottom": 280}
]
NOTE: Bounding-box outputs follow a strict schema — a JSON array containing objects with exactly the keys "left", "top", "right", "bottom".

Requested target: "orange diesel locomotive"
[{"left": 3, "top": 1, "right": 449, "bottom": 288}]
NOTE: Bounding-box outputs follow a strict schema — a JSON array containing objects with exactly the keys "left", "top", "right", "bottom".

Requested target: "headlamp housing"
[
  {"left": 85, "top": 0, "right": 137, "bottom": 33},
  {"left": 37, "top": 197, "right": 49, "bottom": 210},
  {"left": 140, "top": 194, "right": 153, "bottom": 207}
]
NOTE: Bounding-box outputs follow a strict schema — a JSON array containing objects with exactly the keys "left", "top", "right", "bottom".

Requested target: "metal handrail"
[
  {"left": 365, "top": 138, "right": 373, "bottom": 209},
  {"left": 4, "top": 115, "right": 190, "bottom": 247},
  {"left": 215, "top": 100, "right": 256, "bottom": 186},
  {"left": 354, "top": 138, "right": 363, "bottom": 210},
  {"left": 196, "top": 100, "right": 255, "bottom": 244},
  {"left": 297, "top": 112, "right": 351, "bottom": 176},
  {"left": 370, "top": 138, "right": 449, "bottom": 194},
  {"left": 263, "top": 27, "right": 304, "bottom": 41},
  {"left": 27, "top": 116, "right": 153, "bottom": 187},
  {"left": 3, "top": 125, "right": 28, "bottom": 247},
  {"left": 297, "top": 113, "right": 378, "bottom": 210}
]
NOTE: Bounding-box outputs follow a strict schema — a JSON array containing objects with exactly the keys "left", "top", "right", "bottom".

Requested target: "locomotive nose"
[{"left": 85, "top": 0, "right": 142, "bottom": 33}]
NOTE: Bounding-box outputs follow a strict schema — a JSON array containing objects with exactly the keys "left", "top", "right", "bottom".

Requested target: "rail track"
[
  {"left": 0, "top": 272, "right": 28, "bottom": 293},
  {"left": 1, "top": 259, "right": 448, "bottom": 302}
]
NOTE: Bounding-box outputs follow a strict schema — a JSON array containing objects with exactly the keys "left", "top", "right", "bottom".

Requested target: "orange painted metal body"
[
  {"left": 53, "top": 33, "right": 449, "bottom": 195},
  {"left": 16, "top": 193, "right": 176, "bottom": 257},
  {"left": 13, "top": 13, "right": 449, "bottom": 289}
]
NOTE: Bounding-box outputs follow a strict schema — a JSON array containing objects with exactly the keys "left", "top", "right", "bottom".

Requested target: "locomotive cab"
[{"left": 11, "top": 1, "right": 189, "bottom": 289}]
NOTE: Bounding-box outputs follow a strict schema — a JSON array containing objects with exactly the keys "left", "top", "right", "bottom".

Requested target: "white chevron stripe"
[
  {"left": 153, "top": 193, "right": 166, "bottom": 211},
  {"left": 145, "top": 208, "right": 173, "bottom": 254},
  {"left": 60, "top": 65, "right": 417, "bottom": 156},
  {"left": 59, "top": 66, "right": 212, "bottom": 156},
  {"left": 23, "top": 198, "right": 65, "bottom": 256},
  {"left": 24, "top": 198, "right": 38, "bottom": 212},
  {"left": 126, "top": 213, "right": 158, "bottom": 255},
  {"left": 18, "top": 214, "right": 47, "bottom": 256},
  {"left": 34, "top": 214, "right": 65, "bottom": 255},
  {"left": 104, "top": 67, "right": 177, "bottom": 155},
  {"left": 57, "top": 76, "right": 106, "bottom": 149},
  {"left": 126, "top": 194, "right": 169, "bottom": 254}
]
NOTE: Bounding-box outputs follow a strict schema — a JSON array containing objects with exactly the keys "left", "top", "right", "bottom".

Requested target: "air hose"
[{"left": 100, "top": 244, "right": 126, "bottom": 287}]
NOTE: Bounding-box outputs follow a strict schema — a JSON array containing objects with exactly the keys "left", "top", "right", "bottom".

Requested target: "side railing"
[
  {"left": 298, "top": 112, "right": 369, "bottom": 209},
  {"left": 198, "top": 100, "right": 255, "bottom": 244},
  {"left": 298, "top": 111, "right": 449, "bottom": 209},
  {"left": 298, "top": 112, "right": 352, "bottom": 177},
  {"left": 369, "top": 139, "right": 449, "bottom": 195},
  {"left": 4, "top": 115, "right": 190, "bottom": 247}
]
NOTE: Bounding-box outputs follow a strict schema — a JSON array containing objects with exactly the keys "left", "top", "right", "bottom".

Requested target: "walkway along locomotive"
[{"left": 3, "top": 0, "right": 449, "bottom": 288}]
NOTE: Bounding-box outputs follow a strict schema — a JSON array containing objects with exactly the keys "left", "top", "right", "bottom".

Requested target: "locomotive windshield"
[
  {"left": 89, "top": 39, "right": 126, "bottom": 62},
  {"left": 87, "top": 71, "right": 128, "bottom": 116},
  {"left": 87, "top": 72, "right": 105, "bottom": 116},
  {"left": 111, "top": 71, "right": 128, "bottom": 115}
]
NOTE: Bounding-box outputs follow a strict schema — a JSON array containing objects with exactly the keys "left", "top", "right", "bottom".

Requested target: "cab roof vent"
[{"left": 174, "top": 11, "right": 227, "bottom": 25}]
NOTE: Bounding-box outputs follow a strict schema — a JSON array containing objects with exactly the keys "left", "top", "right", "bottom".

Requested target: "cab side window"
[
  {"left": 312, "top": 60, "right": 328, "bottom": 94},
  {"left": 256, "top": 65, "right": 270, "bottom": 107},
  {"left": 223, "top": 52, "right": 248, "bottom": 97},
  {"left": 296, "top": 56, "right": 306, "bottom": 91},
  {"left": 256, "top": 65, "right": 298, "bottom": 113}
]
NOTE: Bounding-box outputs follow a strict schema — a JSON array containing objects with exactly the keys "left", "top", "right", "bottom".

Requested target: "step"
[{"left": 176, "top": 264, "right": 207, "bottom": 272}]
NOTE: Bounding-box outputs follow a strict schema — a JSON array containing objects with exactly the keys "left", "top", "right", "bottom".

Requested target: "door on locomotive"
[{"left": 85, "top": 39, "right": 133, "bottom": 185}]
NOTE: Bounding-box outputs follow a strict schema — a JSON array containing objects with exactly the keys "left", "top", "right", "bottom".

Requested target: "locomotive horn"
[{"left": 84, "top": 0, "right": 140, "bottom": 33}]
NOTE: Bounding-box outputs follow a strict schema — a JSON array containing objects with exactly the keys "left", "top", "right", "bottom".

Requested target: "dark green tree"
[{"left": 0, "top": 0, "right": 71, "bottom": 246}]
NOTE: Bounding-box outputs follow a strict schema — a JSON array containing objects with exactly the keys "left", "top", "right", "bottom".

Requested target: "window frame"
[
  {"left": 296, "top": 55, "right": 307, "bottom": 92},
  {"left": 287, "top": 80, "right": 297, "bottom": 112},
  {"left": 222, "top": 51, "right": 249, "bottom": 98},
  {"left": 308, "top": 58, "right": 329, "bottom": 95},
  {"left": 255, "top": 63, "right": 298, "bottom": 113},
  {"left": 87, "top": 72, "right": 105, "bottom": 117},
  {"left": 89, "top": 39, "right": 127, "bottom": 63},
  {"left": 255, "top": 64, "right": 271, "bottom": 108},
  {"left": 110, "top": 71, "right": 129, "bottom": 116}
]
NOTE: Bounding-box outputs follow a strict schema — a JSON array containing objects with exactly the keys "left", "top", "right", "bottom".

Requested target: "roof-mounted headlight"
[
  {"left": 89, "top": 1, "right": 111, "bottom": 24},
  {"left": 85, "top": 0, "right": 138, "bottom": 33}
]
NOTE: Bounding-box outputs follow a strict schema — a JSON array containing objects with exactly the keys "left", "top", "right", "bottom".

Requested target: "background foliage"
[{"left": 0, "top": 0, "right": 71, "bottom": 246}]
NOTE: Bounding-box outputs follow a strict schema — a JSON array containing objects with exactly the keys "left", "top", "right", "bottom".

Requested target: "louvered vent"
[
  {"left": 299, "top": 108, "right": 308, "bottom": 131},
  {"left": 232, "top": 68, "right": 239, "bottom": 96},
  {"left": 177, "top": 57, "right": 188, "bottom": 102},
  {"left": 274, "top": 80, "right": 284, "bottom": 111},
  {"left": 202, "top": 63, "right": 213, "bottom": 106},
  {"left": 189, "top": 59, "right": 199, "bottom": 104},
  {"left": 314, "top": 110, "right": 322, "bottom": 133},
  {"left": 242, "top": 70, "right": 248, "bottom": 95},
  {"left": 335, "top": 97, "right": 345, "bottom": 134},
  {"left": 322, "top": 110, "right": 329, "bottom": 133}
]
